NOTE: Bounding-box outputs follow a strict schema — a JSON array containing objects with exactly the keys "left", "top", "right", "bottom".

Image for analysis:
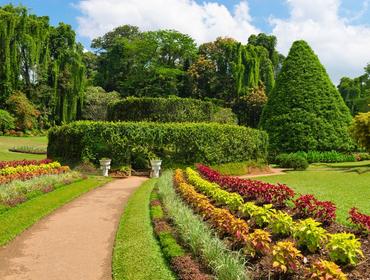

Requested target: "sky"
[{"left": 2, "top": 0, "right": 370, "bottom": 84}]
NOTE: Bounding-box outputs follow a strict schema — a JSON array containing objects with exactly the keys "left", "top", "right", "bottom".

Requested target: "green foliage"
[
  {"left": 6, "top": 91, "right": 39, "bottom": 130},
  {"left": 158, "top": 232, "right": 185, "bottom": 259},
  {"left": 350, "top": 112, "right": 370, "bottom": 152},
  {"left": 47, "top": 121, "right": 268, "bottom": 166},
  {"left": 269, "top": 210, "right": 294, "bottom": 236},
  {"left": 326, "top": 233, "right": 364, "bottom": 265},
  {"left": 260, "top": 40, "right": 354, "bottom": 153},
  {"left": 239, "top": 202, "right": 274, "bottom": 227},
  {"left": 293, "top": 218, "right": 327, "bottom": 253},
  {"left": 285, "top": 151, "right": 356, "bottom": 163},
  {"left": 150, "top": 205, "right": 164, "bottom": 220},
  {"left": 108, "top": 96, "right": 237, "bottom": 124},
  {"left": 82, "top": 86, "right": 120, "bottom": 121},
  {"left": 275, "top": 153, "right": 309, "bottom": 170},
  {"left": 0, "top": 5, "right": 85, "bottom": 125},
  {"left": 0, "top": 110, "right": 15, "bottom": 131}
]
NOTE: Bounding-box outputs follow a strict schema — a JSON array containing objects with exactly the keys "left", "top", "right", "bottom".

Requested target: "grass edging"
[
  {"left": 157, "top": 170, "right": 249, "bottom": 280},
  {"left": 112, "top": 179, "right": 176, "bottom": 280},
  {"left": 0, "top": 176, "right": 111, "bottom": 246}
]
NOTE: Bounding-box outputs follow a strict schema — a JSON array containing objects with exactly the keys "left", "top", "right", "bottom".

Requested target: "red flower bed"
[
  {"left": 0, "top": 159, "right": 52, "bottom": 169},
  {"left": 196, "top": 164, "right": 295, "bottom": 205},
  {"left": 0, "top": 166, "right": 70, "bottom": 185},
  {"left": 348, "top": 208, "right": 370, "bottom": 233},
  {"left": 293, "top": 194, "right": 336, "bottom": 224}
]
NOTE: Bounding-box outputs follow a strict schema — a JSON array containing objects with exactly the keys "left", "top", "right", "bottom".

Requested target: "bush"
[
  {"left": 293, "top": 218, "right": 327, "bottom": 253},
  {"left": 350, "top": 112, "right": 370, "bottom": 152},
  {"left": 6, "top": 91, "right": 39, "bottom": 130},
  {"left": 0, "top": 110, "right": 15, "bottom": 131},
  {"left": 82, "top": 86, "right": 121, "bottom": 121},
  {"left": 107, "top": 97, "right": 237, "bottom": 124},
  {"left": 281, "top": 151, "right": 356, "bottom": 163},
  {"left": 260, "top": 41, "right": 353, "bottom": 153},
  {"left": 326, "top": 233, "right": 363, "bottom": 265},
  {"left": 276, "top": 153, "right": 309, "bottom": 170},
  {"left": 47, "top": 121, "right": 268, "bottom": 166}
]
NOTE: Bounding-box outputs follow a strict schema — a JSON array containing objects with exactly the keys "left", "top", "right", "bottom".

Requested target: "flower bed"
[
  {"left": 175, "top": 167, "right": 369, "bottom": 279},
  {"left": 0, "top": 159, "right": 52, "bottom": 169},
  {"left": 149, "top": 188, "right": 212, "bottom": 280}
]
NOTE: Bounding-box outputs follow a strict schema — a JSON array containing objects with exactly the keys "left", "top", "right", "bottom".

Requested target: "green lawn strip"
[
  {"left": 157, "top": 171, "right": 249, "bottom": 280},
  {"left": 112, "top": 179, "right": 176, "bottom": 280},
  {"left": 0, "top": 136, "right": 47, "bottom": 161},
  {"left": 0, "top": 176, "right": 111, "bottom": 246},
  {"left": 259, "top": 170, "right": 370, "bottom": 224}
]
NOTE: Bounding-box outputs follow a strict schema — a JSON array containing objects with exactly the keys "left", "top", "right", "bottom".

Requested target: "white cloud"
[
  {"left": 271, "top": 0, "right": 370, "bottom": 84},
  {"left": 76, "top": 0, "right": 260, "bottom": 44}
]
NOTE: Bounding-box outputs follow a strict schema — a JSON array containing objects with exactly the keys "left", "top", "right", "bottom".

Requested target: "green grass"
[
  {"left": 0, "top": 176, "right": 111, "bottom": 246},
  {"left": 112, "top": 179, "right": 176, "bottom": 280},
  {"left": 259, "top": 165, "right": 370, "bottom": 224},
  {"left": 0, "top": 136, "right": 47, "bottom": 161}
]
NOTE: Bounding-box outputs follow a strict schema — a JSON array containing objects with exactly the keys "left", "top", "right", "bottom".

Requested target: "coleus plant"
[
  {"left": 326, "top": 233, "right": 364, "bottom": 266},
  {"left": 0, "top": 159, "right": 52, "bottom": 169},
  {"left": 308, "top": 260, "right": 347, "bottom": 280},
  {"left": 272, "top": 241, "right": 303, "bottom": 274},
  {"left": 348, "top": 207, "right": 370, "bottom": 234},
  {"left": 245, "top": 229, "right": 272, "bottom": 257},
  {"left": 294, "top": 194, "right": 336, "bottom": 224},
  {"left": 292, "top": 218, "right": 328, "bottom": 253}
]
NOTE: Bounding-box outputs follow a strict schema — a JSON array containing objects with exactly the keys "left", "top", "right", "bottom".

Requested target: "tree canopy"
[{"left": 260, "top": 40, "right": 354, "bottom": 153}]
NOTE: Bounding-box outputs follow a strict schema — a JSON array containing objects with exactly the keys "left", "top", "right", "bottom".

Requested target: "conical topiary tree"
[{"left": 260, "top": 40, "right": 354, "bottom": 153}]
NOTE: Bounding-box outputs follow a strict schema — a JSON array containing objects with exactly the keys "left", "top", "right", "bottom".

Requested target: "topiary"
[
  {"left": 260, "top": 40, "right": 354, "bottom": 153},
  {"left": 0, "top": 109, "right": 15, "bottom": 131}
]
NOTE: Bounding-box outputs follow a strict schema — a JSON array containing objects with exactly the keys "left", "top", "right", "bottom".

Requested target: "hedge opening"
[{"left": 47, "top": 121, "right": 268, "bottom": 167}]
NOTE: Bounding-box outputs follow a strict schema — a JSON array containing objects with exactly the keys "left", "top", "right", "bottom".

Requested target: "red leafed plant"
[
  {"left": 0, "top": 159, "right": 52, "bottom": 169},
  {"left": 196, "top": 164, "right": 295, "bottom": 206},
  {"left": 294, "top": 195, "right": 336, "bottom": 224},
  {"left": 348, "top": 207, "right": 370, "bottom": 234}
]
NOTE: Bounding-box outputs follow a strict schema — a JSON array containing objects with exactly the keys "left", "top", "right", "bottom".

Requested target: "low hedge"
[
  {"left": 47, "top": 121, "right": 268, "bottom": 166},
  {"left": 107, "top": 97, "right": 237, "bottom": 124}
]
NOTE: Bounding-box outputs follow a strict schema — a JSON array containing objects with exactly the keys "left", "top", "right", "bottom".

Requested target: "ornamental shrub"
[
  {"left": 107, "top": 97, "right": 237, "bottom": 124},
  {"left": 260, "top": 40, "right": 354, "bottom": 153},
  {"left": 275, "top": 153, "right": 308, "bottom": 170},
  {"left": 0, "top": 109, "right": 15, "bottom": 131},
  {"left": 47, "top": 121, "right": 268, "bottom": 166},
  {"left": 350, "top": 112, "right": 370, "bottom": 152}
]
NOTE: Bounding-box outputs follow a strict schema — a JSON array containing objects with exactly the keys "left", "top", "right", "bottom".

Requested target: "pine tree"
[{"left": 260, "top": 40, "right": 353, "bottom": 153}]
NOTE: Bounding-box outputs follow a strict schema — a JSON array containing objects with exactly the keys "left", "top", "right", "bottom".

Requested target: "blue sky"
[{"left": 1, "top": 0, "right": 370, "bottom": 83}]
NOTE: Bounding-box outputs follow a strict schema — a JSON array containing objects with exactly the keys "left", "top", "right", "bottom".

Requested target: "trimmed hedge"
[
  {"left": 107, "top": 97, "right": 237, "bottom": 124},
  {"left": 47, "top": 121, "right": 268, "bottom": 166}
]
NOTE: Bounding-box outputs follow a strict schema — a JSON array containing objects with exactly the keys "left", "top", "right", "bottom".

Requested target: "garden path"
[{"left": 0, "top": 176, "right": 147, "bottom": 280}]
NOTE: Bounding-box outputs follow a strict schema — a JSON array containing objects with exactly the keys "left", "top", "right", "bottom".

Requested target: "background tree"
[
  {"left": 260, "top": 40, "right": 354, "bottom": 153},
  {"left": 350, "top": 112, "right": 370, "bottom": 152}
]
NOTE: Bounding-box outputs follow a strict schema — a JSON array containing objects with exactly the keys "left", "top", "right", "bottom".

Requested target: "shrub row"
[
  {"left": 107, "top": 97, "right": 237, "bottom": 124},
  {"left": 48, "top": 121, "right": 268, "bottom": 166},
  {"left": 277, "top": 151, "right": 357, "bottom": 164},
  {"left": 149, "top": 190, "right": 212, "bottom": 280},
  {"left": 196, "top": 164, "right": 294, "bottom": 206},
  {"left": 157, "top": 171, "right": 248, "bottom": 280}
]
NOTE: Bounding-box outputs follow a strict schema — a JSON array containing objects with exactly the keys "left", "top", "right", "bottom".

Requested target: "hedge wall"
[
  {"left": 47, "top": 121, "right": 268, "bottom": 167},
  {"left": 107, "top": 97, "right": 237, "bottom": 124}
]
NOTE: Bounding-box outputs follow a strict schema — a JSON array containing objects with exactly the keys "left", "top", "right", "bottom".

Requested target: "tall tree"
[{"left": 260, "top": 40, "right": 354, "bottom": 153}]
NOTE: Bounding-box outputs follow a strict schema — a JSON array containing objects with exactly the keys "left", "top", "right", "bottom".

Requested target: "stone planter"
[
  {"left": 99, "top": 159, "right": 111, "bottom": 177},
  {"left": 150, "top": 159, "right": 162, "bottom": 178}
]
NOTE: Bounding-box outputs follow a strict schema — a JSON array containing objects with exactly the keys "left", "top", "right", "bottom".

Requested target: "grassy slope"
[
  {"left": 112, "top": 179, "right": 175, "bottom": 280},
  {"left": 259, "top": 166, "right": 370, "bottom": 224},
  {"left": 0, "top": 136, "right": 47, "bottom": 161},
  {"left": 0, "top": 176, "right": 111, "bottom": 246}
]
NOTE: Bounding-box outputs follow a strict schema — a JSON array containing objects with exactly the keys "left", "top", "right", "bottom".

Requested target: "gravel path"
[{"left": 0, "top": 176, "right": 147, "bottom": 280}]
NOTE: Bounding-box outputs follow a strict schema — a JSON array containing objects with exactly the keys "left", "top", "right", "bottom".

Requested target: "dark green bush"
[
  {"left": 276, "top": 154, "right": 309, "bottom": 170},
  {"left": 107, "top": 97, "right": 237, "bottom": 124},
  {"left": 47, "top": 121, "right": 268, "bottom": 167},
  {"left": 260, "top": 41, "right": 354, "bottom": 153},
  {"left": 0, "top": 109, "right": 15, "bottom": 131},
  {"left": 277, "top": 151, "right": 356, "bottom": 164}
]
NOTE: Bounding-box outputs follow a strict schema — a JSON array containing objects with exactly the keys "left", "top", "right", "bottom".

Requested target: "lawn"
[
  {"left": 0, "top": 176, "right": 111, "bottom": 246},
  {"left": 0, "top": 136, "right": 47, "bottom": 161},
  {"left": 259, "top": 162, "right": 370, "bottom": 224}
]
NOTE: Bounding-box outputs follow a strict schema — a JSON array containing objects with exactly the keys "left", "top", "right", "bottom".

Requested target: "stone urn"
[
  {"left": 99, "top": 158, "right": 111, "bottom": 177},
  {"left": 150, "top": 159, "right": 162, "bottom": 178}
]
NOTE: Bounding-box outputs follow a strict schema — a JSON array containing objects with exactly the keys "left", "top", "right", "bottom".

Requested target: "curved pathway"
[{"left": 0, "top": 176, "right": 147, "bottom": 280}]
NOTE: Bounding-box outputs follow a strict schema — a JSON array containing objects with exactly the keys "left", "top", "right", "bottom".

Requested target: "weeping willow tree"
[{"left": 0, "top": 5, "right": 85, "bottom": 125}]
